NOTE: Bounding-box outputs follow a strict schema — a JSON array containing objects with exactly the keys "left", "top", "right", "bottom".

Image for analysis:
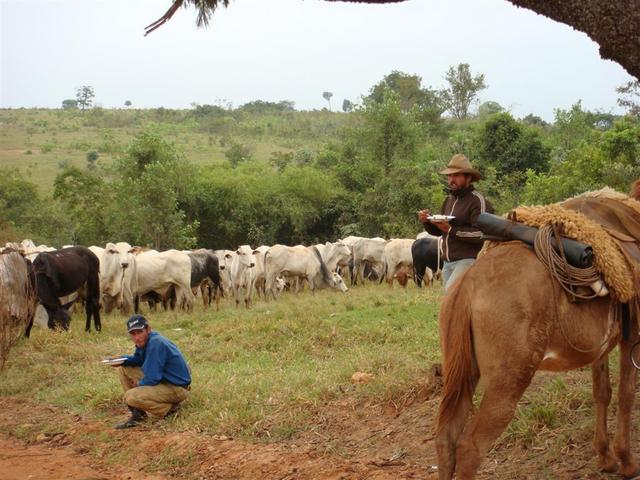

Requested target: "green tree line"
[{"left": 2, "top": 71, "right": 639, "bottom": 249}]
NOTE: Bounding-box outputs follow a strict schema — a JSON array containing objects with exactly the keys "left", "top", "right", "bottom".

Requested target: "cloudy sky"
[{"left": 1, "top": 0, "right": 635, "bottom": 121}]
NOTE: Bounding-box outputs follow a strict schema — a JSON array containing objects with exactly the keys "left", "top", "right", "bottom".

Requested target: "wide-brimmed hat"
[{"left": 439, "top": 154, "right": 482, "bottom": 182}]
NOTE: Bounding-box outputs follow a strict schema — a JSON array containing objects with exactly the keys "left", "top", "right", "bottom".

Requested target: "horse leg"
[
  {"left": 613, "top": 332, "right": 640, "bottom": 478},
  {"left": 591, "top": 355, "right": 618, "bottom": 472},
  {"left": 435, "top": 381, "right": 476, "bottom": 480},
  {"left": 454, "top": 374, "right": 534, "bottom": 479}
]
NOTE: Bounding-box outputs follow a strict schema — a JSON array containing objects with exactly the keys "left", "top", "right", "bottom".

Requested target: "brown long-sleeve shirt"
[{"left": 423, "top": 185, "right": 493, "bottom": 262}]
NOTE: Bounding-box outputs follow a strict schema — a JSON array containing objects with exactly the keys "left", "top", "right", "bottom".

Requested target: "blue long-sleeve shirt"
[{"left": 123, "top": 331, "right": 191, "bottom": 387}]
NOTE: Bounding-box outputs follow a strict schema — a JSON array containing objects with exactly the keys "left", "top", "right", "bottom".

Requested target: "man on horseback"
[{"left": 418, "top": 154, "right": 493, "bottom": 291}]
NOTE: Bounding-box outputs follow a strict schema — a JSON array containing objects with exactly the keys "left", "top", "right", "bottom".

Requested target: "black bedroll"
[{"left": 477, "top": 212, "right": 593, "bottom": 268}]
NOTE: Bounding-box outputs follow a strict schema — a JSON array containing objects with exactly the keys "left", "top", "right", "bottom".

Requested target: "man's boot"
[{"left": 115, "top": 406, "right": 147, "bottom": 429}]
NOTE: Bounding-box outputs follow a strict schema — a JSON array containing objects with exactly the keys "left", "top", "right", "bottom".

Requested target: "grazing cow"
[
  {"left": 188, "top": 249, "right": 223, "bottom": 308},
  {"left": 132, "top": 249, "right": 194, "bottom": 313},
  {"left": 229, "top": 245, "right": 258, "bottom": 308},
  {"left": 411, "top": 236, "right": 443, "bottom": 287},
  {"left": 351, "top": 237, "right": 387, "bottom": 286},
  {"left": 264, "top": 245, "right": 349, "bottom": 299},
  {"left": 32, "top": 246, "right": 101, "bottom": 332},
  {"left": 382, "top": 238, "right": 415, "bottom": 287},
  {"left": 315, "top": 241, "right": 352, "bottom": 273}
]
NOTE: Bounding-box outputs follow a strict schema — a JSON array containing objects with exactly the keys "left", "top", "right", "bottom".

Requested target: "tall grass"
[{"left": 0, "top": 284, "right": 443, "bottom": 440}]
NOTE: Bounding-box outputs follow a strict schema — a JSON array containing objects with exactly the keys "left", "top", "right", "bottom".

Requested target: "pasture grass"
[
  {"left": 0, "top": 108, "right": 348, "bottom": 194},
  {"left": 0, "top": 283, "right": 443, "bottom": 440}
]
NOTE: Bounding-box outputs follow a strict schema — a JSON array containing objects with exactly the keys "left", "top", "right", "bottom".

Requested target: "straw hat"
[{"left": 439, "top": 154, "right": 482, "bottom": 182}]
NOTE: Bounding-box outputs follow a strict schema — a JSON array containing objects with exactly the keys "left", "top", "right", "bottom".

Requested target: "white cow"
[
  {"left": 214, "top": 249, "right": 236, "bottom": 295},
  {"left": 382, "top": 238, "right": 415, "bottom": 287},
  {"left": 100, "top": 242, "right": 137, "bottom": 314},
  {"left": 315, "top": 241, "right": 352, "bottom": 273},
  {"left": 229, "top": 245, "right": 258, "bottom": 308},
  {"left": 133, "top": 249, "right": 194, "bottom": 312},
  {"left": 337, "top": 235, "right": 364, "bottom": 284},
  {"left": 252, "top": 245, "right": 271, "bottom": 298},
  {"left": 351, "top": 237, "right": 387, "bottom": 286},
  {"left": 264, "top": 245, "right": 348, "bottom": 299}
]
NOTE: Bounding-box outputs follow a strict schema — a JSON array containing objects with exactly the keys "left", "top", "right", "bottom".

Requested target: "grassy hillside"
[{"left": 0, "top": 108, "right": 355, "bottom": 194}]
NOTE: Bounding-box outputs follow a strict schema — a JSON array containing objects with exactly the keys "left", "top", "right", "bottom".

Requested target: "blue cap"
[{"left": 126, "top": 314, "right": 148, "bottom": 332}]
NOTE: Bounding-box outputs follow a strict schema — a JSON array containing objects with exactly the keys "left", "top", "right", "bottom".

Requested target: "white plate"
[
  {"left": 428, "top": 215, "right": 455, "bottom": 223},
  {"left": 100, "top": 357, "right": 127, "bottom": 366}
]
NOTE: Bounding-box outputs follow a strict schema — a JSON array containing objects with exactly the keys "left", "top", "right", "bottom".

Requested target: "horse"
[
  {"left": 435, "top": 241, "right": 639, "bottom": 479},
  {"left": 32, "top": 246, "right": 101, "bottom": 332}
]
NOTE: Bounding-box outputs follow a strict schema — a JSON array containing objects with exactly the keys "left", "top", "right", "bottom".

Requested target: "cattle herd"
[{"left": 0, "top": 233, "right": 445, "bottom": 334}]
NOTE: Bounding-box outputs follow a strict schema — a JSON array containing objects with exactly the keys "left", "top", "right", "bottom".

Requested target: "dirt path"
[{"left": 0, "top": 370, "right": 637, "bottom": 480}]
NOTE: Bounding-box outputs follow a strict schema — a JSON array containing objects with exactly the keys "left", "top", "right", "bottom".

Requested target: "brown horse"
[{"left": 435, "top": 242, "right": 639, "bottom": 479}]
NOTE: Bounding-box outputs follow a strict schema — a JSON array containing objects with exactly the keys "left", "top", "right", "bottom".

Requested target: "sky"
[{"left": 1, "top": 0, "right": 636, "bottom": 121}]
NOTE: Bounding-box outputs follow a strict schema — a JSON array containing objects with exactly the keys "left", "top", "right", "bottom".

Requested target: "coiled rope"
[
  {"left": 535, "top": 222, "right": 617, "bottom": 353},
  {"left": 534, "top": 223, "right": 601, "bottom": 301}
]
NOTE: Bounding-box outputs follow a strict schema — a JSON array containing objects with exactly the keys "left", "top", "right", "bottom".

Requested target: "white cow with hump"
[
  {"left": 314, "top": 241, "right": 352, "bottom": 273},
  {"left": 229, "top": 245, "right": 258, "bottom": 308},
  {"left": 382, "top": 238, "right": 415, "bottom": 287},
  {"left": 132, "top": 249, "right": 194, "bottom": 312},
  {"left": 92, "top": 242, "right": 137, "bottom": 314},
  {"left": 351, "top": 237, "right": 387, "bottom": 285},
  {"left": 264, "top": 244, "right": 348, "bottom": 299}
]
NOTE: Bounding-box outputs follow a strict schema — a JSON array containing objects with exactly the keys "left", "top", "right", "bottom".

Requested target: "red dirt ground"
[{"left": 0, "top": 369, "right": 638, "bottom": 480}]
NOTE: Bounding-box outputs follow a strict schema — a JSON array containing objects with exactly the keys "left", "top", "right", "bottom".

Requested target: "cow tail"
[
  {"left": 380, "top": 256, "right": 387, "bottom": 284},
  {"left": 311, "top": 246, "right": 332, "bottom": 285}
]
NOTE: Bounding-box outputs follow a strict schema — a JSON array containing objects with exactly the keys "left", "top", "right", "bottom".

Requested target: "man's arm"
[
  {"left": 122, "top": 349, "right": 143, "bottom": 367},
  {"left": 138, "top": 340, "right": 168, "bottom": 386},
  {"left": 418, "top": 198, "right": 448, "bottom": 236}
]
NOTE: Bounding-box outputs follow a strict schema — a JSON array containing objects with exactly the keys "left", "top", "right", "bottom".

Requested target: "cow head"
[
  {"left": 46, "top": 302, "right": 73, "bottom": 331},
  {"left": 235, "top": 245, "right": 257, "bottom": 268},
  {"left": 102, "top": 242, "right": 134, "bottom": 296},
  {"left": 330, "top": 272, "right": 348, "bottom": 292}
]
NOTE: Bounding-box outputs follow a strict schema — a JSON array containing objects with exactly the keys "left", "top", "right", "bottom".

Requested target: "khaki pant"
[{"left": 117, "top": 366, "right": 189, "bottom": 418}]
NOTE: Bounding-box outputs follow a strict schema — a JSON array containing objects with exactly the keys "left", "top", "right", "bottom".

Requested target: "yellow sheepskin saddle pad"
[{"left": 511, "top": 188, "right": 640, "bottom": 303}]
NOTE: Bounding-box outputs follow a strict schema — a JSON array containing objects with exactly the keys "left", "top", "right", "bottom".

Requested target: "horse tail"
[{"left": 437, "top": 279, "right": 477, "bottom": 431}]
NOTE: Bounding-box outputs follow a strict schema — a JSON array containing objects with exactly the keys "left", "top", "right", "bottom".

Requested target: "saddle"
[{"left": 478, "top": 188, "right": 640, "bottom": 303}]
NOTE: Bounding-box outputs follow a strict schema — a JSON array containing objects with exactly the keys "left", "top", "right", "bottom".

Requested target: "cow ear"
[{"left": 61, "top": 299, "right": 76, "bottom": 310}]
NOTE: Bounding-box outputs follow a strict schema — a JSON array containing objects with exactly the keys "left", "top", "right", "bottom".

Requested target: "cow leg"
[
  {"left": 24, "top": 315, "right": 34, "bottom": 338},
  {"left": 613, "top": 332, "right": 640, "bottom": 478},
  {"left": 85, "top": 298, "right": 101, "bottom": 332},
  {"left": 591, "top": 356, "right": 618, "bottom": 472}
]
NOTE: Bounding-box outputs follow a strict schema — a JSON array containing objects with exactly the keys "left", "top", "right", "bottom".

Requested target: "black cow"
[
  {"left": 189, "top": 249, "right": 223, "bottom": 308},
  {"left": 411, "top": 237, "right": 443, "bottom": 287},
  {"left": 32, "top": 246, "right": 101, "bottom": 332}
]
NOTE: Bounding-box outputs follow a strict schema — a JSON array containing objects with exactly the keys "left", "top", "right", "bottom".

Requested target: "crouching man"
[{"left": 113, "top": 314, "right": 191, "bottom": 429}]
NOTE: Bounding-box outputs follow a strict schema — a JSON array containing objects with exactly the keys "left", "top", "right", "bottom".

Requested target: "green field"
[{"left": 1, "top": 284, "right": 442, "bottom": 439}]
